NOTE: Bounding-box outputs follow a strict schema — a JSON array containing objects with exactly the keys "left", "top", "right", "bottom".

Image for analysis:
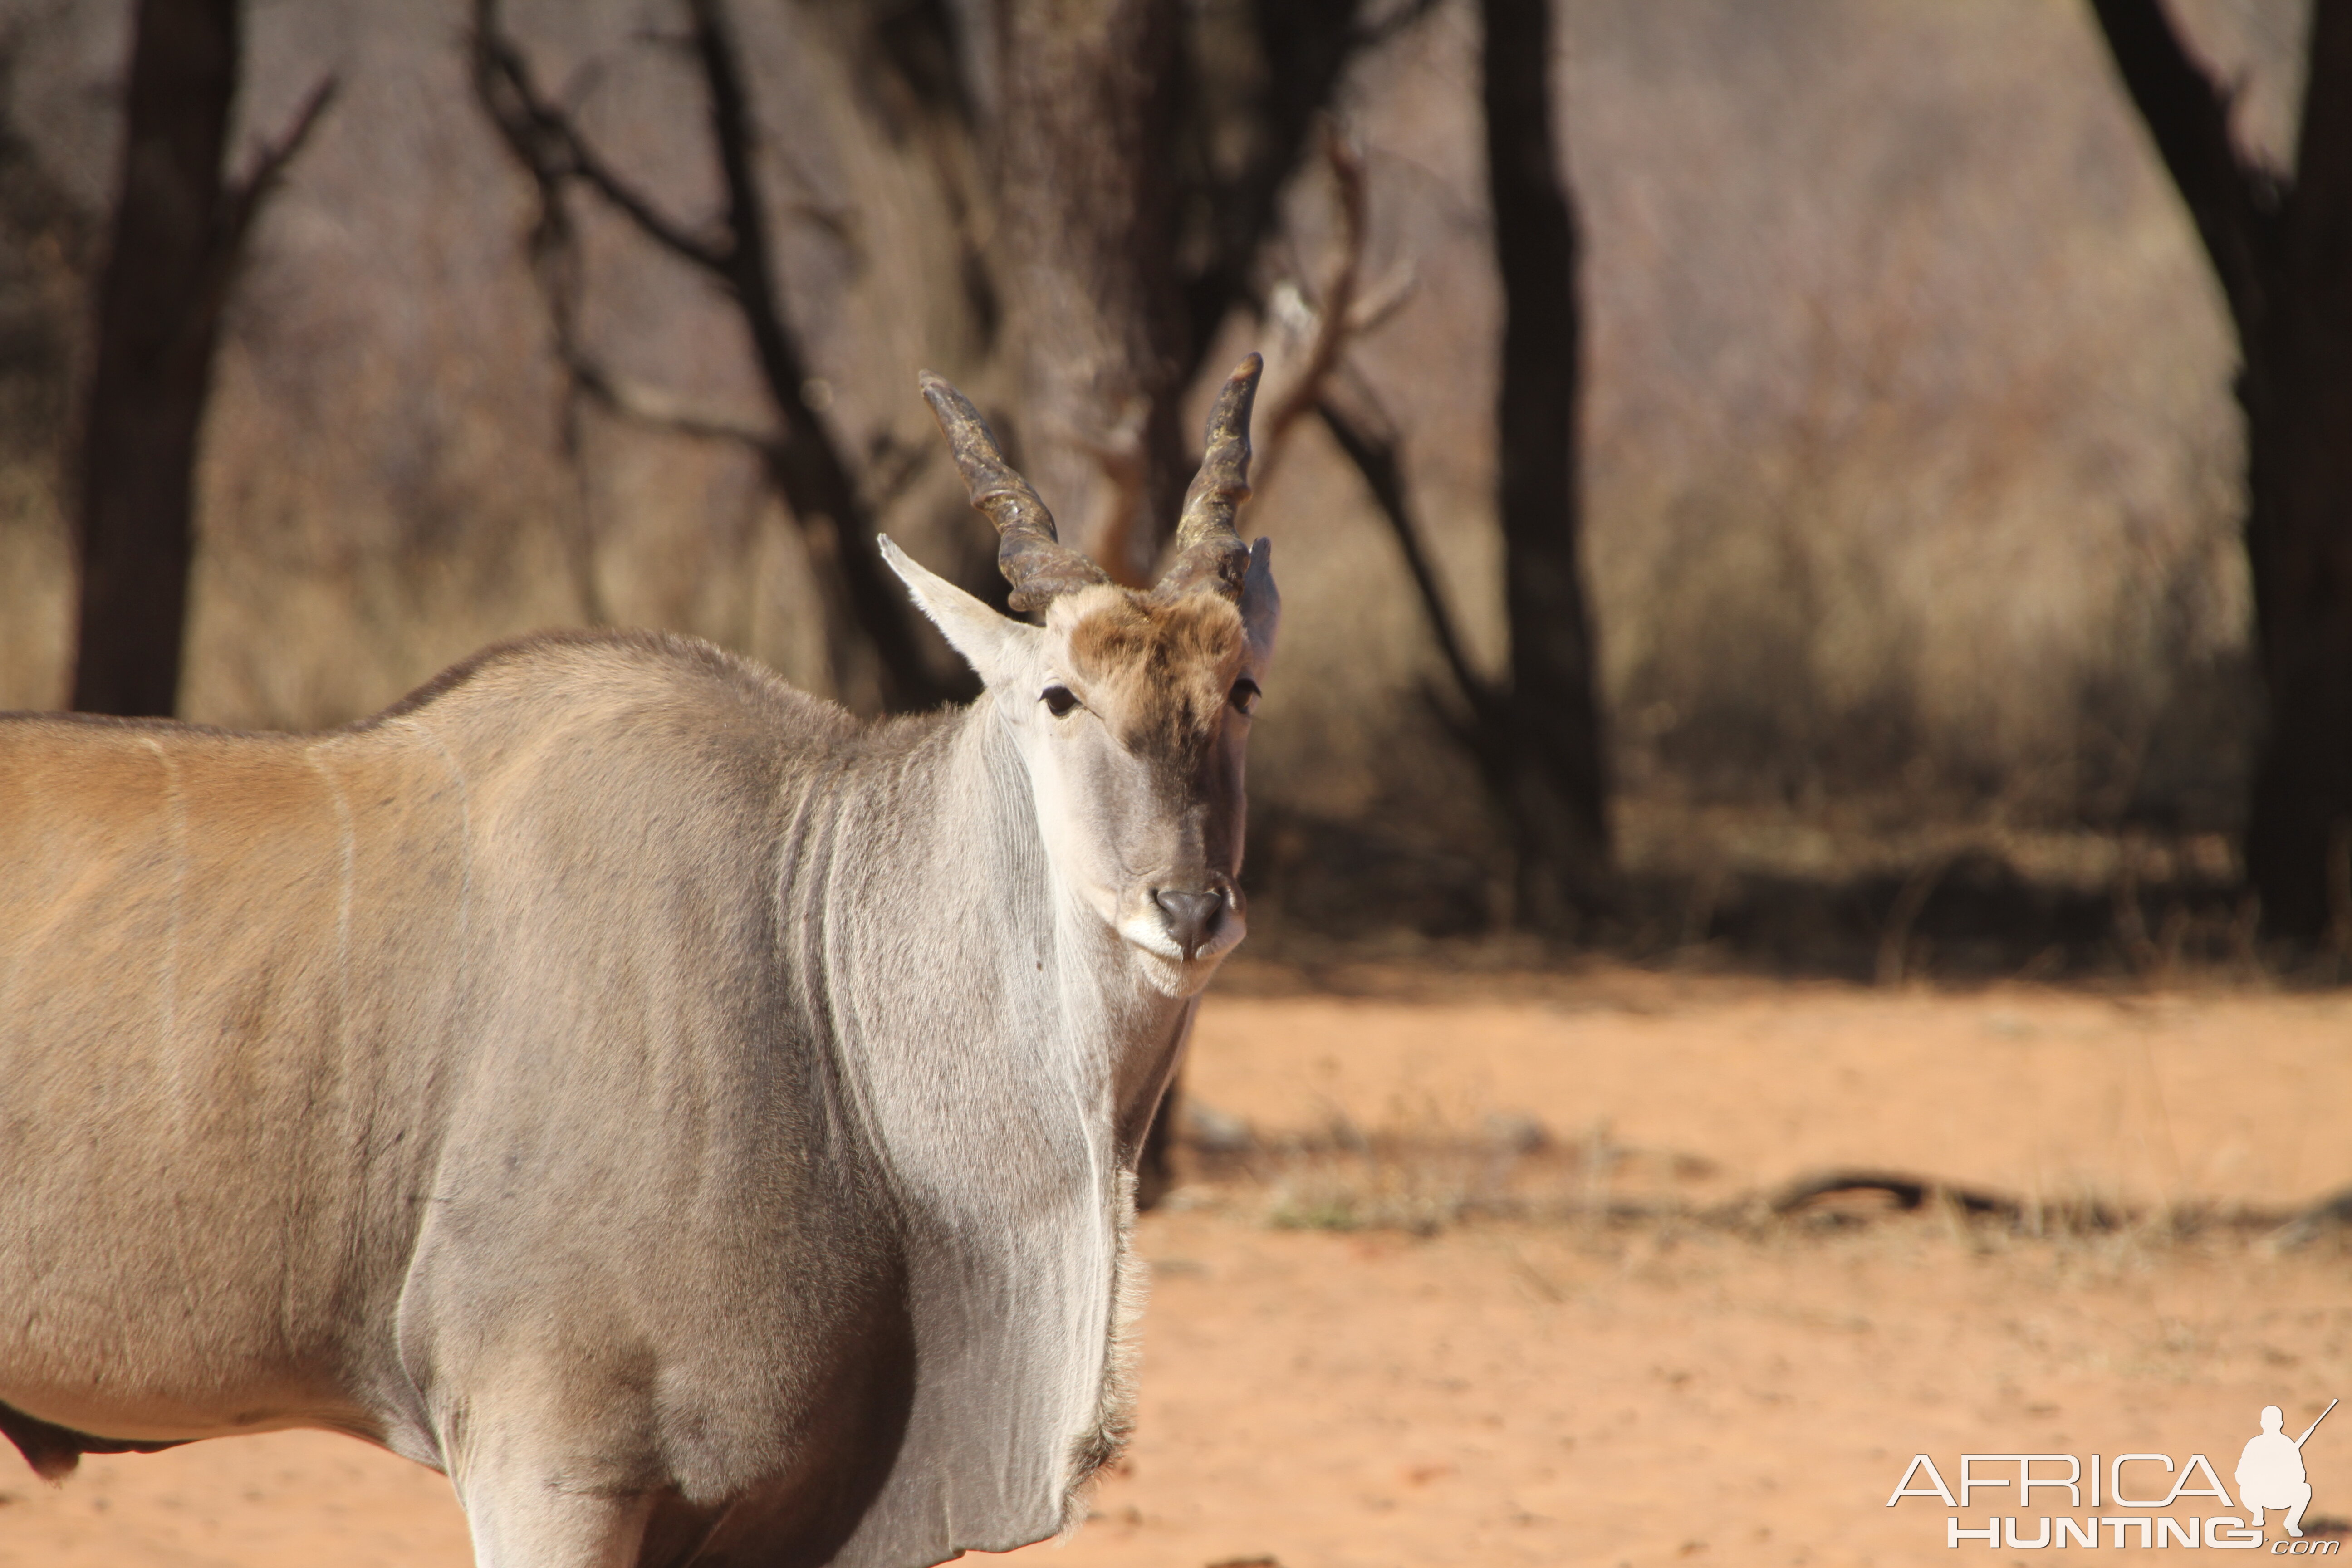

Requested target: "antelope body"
[{"left": 0, "top": 359, "right": 1279, "bottom": 1568}]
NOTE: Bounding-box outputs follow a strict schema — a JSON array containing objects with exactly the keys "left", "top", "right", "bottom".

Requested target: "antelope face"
[
  {"left": 882, "top": 559, "right": 1279, "bottom": 994},
  {"left": 885, "top": 355, "right": 1279, "bottom": 995}
]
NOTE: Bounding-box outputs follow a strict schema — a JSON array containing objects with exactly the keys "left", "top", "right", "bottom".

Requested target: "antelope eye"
[
  {"left": 1230, "top": 677, "right": 1261, "bottom": 716},
  {"left": 1042, "top": 685, "right": 1080, "bottom": 718}
]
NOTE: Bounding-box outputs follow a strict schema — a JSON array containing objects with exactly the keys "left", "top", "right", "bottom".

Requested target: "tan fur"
[{"left": 1056, "top": 587, "right": 1249, "bottom": 761}]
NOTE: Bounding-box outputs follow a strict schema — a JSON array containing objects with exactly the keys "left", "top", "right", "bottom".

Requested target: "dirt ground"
[{"left": 7, "top": 970, "right": 2351, "bottom": 1568}]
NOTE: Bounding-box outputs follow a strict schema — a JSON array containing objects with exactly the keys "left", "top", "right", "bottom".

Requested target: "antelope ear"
[
  {"left": 1240, "top": 537, "right": 1280, "bottom": 672},
  {"left": 880, "top": 536, "right": 1041, "bottom": 686}
]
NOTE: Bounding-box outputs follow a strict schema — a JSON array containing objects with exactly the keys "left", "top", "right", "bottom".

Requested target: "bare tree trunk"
[
  {"left": 2091, "top": 0, "right": 2352, "bottom": 938},
  {"left": 69, "top": 0, "right": 240, "bottom": 717},
  {"left": 995, "top": 0, "right": 1188, "bottom": 582},
  {"left": 1479, "top": 0, "right": 1611, "bottom": 927}
]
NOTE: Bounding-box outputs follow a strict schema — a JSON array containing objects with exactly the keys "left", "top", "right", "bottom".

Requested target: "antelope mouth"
[{"left": 1115, "top": 877, "right": 1245, "bottom": 987}]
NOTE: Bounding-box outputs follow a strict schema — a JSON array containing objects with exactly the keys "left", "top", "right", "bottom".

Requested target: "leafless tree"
[
  {"left": 2089, "top": 0, "right": 2352, "bottom": 939},
  {"left": 1319, "top": 0, "right": 1612, "bottom": 932},
  {"left": 472, "top": 0, "right": 959, "bottom": 715},
  {"left": 69, "top": 0, "right": 331, "bottom": 717}
]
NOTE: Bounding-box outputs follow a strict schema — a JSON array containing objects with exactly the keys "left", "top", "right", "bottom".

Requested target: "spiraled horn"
[
  {"left": 919, "top": 371, "right": 1112, "bottom": 613},
  {"left": 1155, "top": 353, "right": 1262, "bottom": 602}
]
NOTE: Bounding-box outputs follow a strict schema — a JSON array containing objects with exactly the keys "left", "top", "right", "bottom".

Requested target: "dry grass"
[{"left": 1184, "top": 1113, "right": 2347, "bottom": 1256}]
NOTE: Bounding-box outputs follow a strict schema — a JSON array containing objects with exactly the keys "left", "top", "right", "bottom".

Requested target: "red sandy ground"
[{"left": 7, "top": 973, "right": 2351, "bottom": 1567}]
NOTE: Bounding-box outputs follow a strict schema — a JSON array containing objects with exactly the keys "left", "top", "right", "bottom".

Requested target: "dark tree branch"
[
  {"left": 220, "top": 74, "right": 336, "bottom": 256},
  {"left": 471, "top": 0, "right": 959, "bottom": 712},
  {"left": 473, "top": 14, "right": 731, "bottom": 274},
  {"left": 469, "top": 10, "right": 608, "bottom": 623},
  {"left": 1179, "top": 0, "right": 1386, "bottom": 376},
  {"left": 683, "top": 0, "right": 774, "bottom": 304},
  {"left": 677, "top": 0, "right": 953, "bottom": 711},
  {"left": 181, "top": 72, "right": 337, "bottom": 361},
  {"left": 1242, "top": 133, "right": 1470, "bottom": 721},
  {"left": 1314, "top": 390, "right": 1494, "bottom": 727},
  {"left": 2087, "top": 0, "right": 2282, "bottom": 339},
  {"left": 567, "top": 357, "right": 779, "bottom": 450},
  {"left": 1254, "top": 125, "right": 1366, "bottom": 477},
  {"left": 567, "top": 141, "right": 732, "bottom": 276}
]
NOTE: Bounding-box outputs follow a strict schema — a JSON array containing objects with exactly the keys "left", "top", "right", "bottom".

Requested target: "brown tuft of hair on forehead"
[{"left": 1062, "top": 589, "right": 1248, "bottom": 759}]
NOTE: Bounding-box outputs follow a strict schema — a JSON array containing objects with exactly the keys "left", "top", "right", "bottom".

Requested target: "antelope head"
[{"left": 882, "top": 355, "right": 1280, "bottom": 997}]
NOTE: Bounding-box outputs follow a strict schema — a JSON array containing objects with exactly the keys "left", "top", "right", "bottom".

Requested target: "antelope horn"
[
  {"left": 1156, "top": 353, "right": 1262, "bottom": 601},
  {"left": 919, "top": 371, "right": 1112, "bottom": 613}
]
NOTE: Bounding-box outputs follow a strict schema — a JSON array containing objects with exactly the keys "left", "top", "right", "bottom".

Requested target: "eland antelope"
[{"left": 0, "top": 355, "right": 1279, "bottom": 1568}]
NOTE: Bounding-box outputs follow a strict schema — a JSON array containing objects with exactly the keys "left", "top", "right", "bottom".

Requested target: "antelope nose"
[{"left": 1153, "top": 889, "right": 1225, "bottom": 960}]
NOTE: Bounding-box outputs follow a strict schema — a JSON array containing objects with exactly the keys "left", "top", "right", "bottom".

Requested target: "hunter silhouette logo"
[
  {"left": 1886, "top": 1398, "right": 2341, "bottom": 1551},
  {"left": 2243, "top": 1400, "right": 2335, "bottom": 1539}
]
